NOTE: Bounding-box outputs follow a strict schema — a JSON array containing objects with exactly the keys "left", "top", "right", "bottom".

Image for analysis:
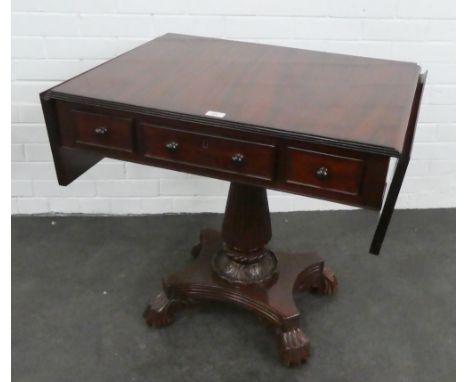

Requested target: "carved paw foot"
[
  {"left": 143, "top": 292, "right": 177, "bottom": 328},
  {"left": 278, "top": 328, "right": 310, "bottom": 367},
  {"left": 191, "top": 228, "right": 218, "bottom": 258},
  {"left": 309, "top": 267, "right": 338, "bottom": 296},
  {"left": 319, "top": 267, "right": 338, "bottom": 295}
]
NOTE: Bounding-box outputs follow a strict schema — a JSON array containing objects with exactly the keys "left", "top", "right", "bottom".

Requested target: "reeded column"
[{"left": 212, "top": 182, "right": 277, "bottom": 284}]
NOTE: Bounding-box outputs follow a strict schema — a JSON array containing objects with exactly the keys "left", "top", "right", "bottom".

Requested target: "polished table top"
[{"left": 50, "top": 33, "right": 421, "bottom": 157}]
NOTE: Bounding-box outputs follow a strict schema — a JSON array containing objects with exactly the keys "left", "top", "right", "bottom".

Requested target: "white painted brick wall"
[{"left": 11, "top": 0, "right": 456, "bottom": 214}]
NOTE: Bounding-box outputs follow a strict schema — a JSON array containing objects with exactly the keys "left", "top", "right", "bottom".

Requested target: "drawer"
[
  {"left": 285, "top": 147, "right": 364, "bottom": 195},
  {"left": 71, "top": 109, "right": 134, "bottom": 153},
  {"left": 139, "top": 123, "right": 276, "bottom": 181}
]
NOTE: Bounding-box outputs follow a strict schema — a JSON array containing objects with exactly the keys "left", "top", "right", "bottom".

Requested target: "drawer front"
[
  {"left": 140, "top": 123, "right": 276, "bottom": 181},
  {"left": 285, "top": 147, "right": 364, "bottom": 195},
  {"left": 71, "top": 109, "right": 134, "bottom": 152}
]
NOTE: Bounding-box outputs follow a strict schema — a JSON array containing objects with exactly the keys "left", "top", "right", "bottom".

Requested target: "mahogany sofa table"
[{"left": 41, "top": 34, "right": 425, "bottom": 366}]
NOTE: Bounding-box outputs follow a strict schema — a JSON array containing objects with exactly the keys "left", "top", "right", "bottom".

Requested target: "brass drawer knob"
[
  {"left": 231, "top": 153, "right": 244, "bottom": 164},
  {"left": 165, "top": 141, "right": 179, "bottom": 152},
  {"left": 94, "top": 126, "right": 108, "bottom": 136},
  {"left": 315, "top": 166, "right": 329, "bottom": 180}
]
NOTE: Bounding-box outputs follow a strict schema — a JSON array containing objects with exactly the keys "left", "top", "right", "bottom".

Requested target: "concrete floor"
[{"left": 12, "top": 209, "right": 455, "bottom": 382}]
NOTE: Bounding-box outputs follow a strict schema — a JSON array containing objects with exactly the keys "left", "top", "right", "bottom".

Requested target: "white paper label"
[{"left": 205, "top": 110, "right": 226, "bottom": 118}]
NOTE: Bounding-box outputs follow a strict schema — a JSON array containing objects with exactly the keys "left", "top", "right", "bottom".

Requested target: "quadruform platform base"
[{"left": 143, "top": 228, "right": 337, "bottom": 366}]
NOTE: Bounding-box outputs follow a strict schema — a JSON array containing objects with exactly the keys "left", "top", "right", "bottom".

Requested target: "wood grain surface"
[{"left": 50, "top": 33, "right": 421, "bottom": 155}]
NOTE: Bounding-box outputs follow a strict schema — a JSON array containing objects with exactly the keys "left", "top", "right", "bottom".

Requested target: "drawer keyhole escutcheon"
[
  {"left": 94, "top": 126, "right": 108, "bottom": 136},
  {"left": 165, "top": 141, "right": 179, "bottom": 152},
  {"left": 315, "top": 166, "right": 329, "bottom": 180},
  {"left": 231, "top": 153, "right": 244, "bottom": 165}
]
